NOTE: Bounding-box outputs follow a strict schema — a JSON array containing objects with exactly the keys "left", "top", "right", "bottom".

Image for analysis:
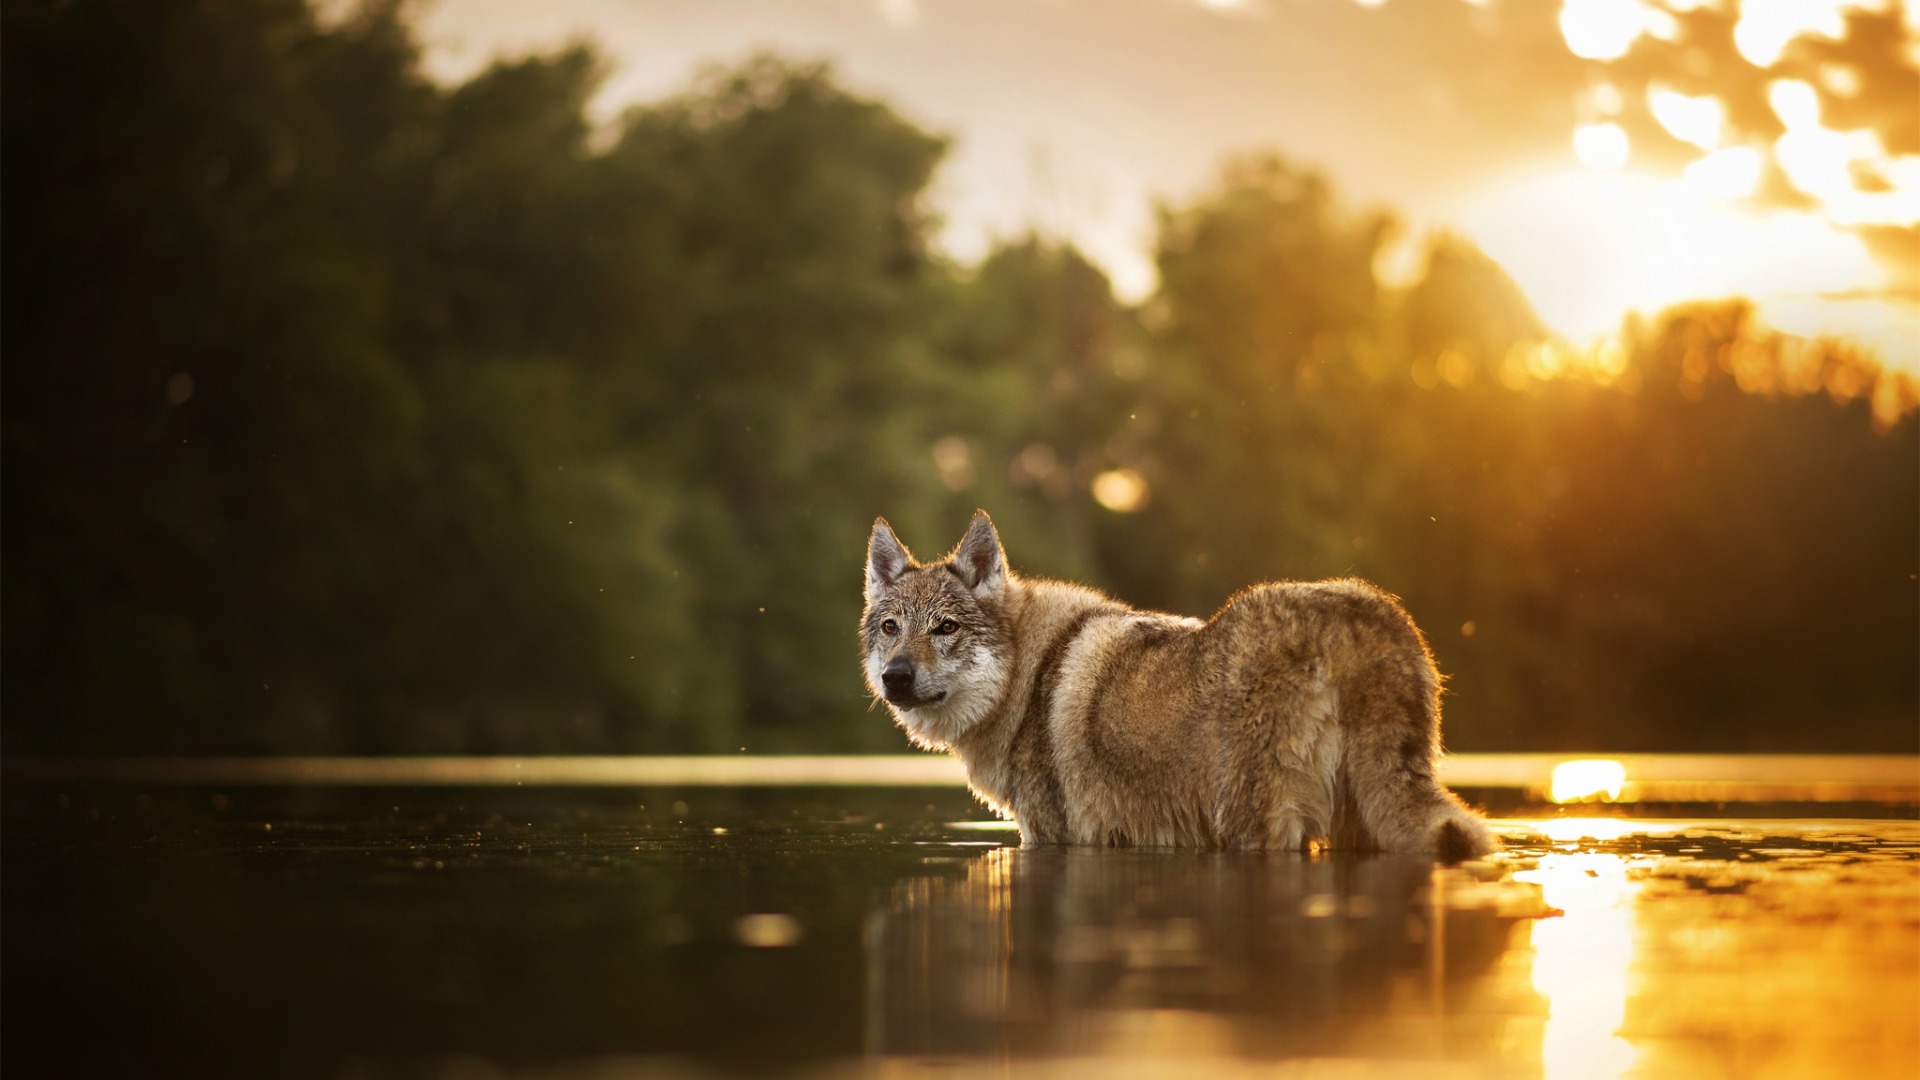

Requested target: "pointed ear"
[
  {"left": 950, "top": 509, "right": 1007, "bottom": 597},
  {"left": 867, "top": 518, "right": 914, "bottom": 604}
]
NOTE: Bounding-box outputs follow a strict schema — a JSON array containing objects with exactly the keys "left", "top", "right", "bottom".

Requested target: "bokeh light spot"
[
  {"left": 1768, "top": 79, "right": 1821, "bottom": 130},
  {"left": 1735, "top": 0, "right": 1847, "bottom": 68},
  {"left": 1091, "top": 468, "right": 1150, "bottom": 513},
  {"left": 1559, "top": 0, "right": 1652, "bottom": 61},
  {"left": 1574, "top": 123, "right": 1631, "bottom": 170},
  {"left": 1649, "top": 87, "right": 1724, "bottom": 150},
  {"left": 734, "top": 913, "right": 804, "bottom": 948}
]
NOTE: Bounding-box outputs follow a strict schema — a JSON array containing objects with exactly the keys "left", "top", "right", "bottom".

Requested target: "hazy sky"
[{"left": 416, "top": 0, "right": 1919, "bottom": 371}]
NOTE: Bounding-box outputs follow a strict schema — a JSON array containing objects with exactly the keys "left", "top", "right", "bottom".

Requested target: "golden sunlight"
[
  {"left": 1559, "top": 0, "right": 1654, "bottom": 61},
  {"left": 1516, "top": 853, "right": 1640, "bottom": 1080},
  {"left": 1648, "top": 87, "right": 1723, "bottom": 151},
  {"left": 1682, "top": 146, "right": 1764, "bottom": 199},
  {"left": 1734, "top": 0, "right": 1848, "bottom": 67},
  {"left": 1573, "top": 123, "right": 1630, "bottom": 170},
  {"left": 1523, "top": 0, "right": 1920, "bottom": 376},
  {"left": 1550, "top": 759, "right": 1628, "bottom": 803},
  {"left": 1766, "top": 78, "right": 1920, "bottom": 229},
  {"left": 1457, "top": 168, "right": 1887, "bottom": 349},
  {"left": 1771, "top": 80, "right": 1855, "bottom": 200},
  {"left": 1532, "top": 818, "right": 1645, "bottom": 843}
]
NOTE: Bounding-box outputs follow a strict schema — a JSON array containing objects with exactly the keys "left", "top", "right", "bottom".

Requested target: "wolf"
[{"left": 860, "top": 510, "right": 1497, "bottom": 860}]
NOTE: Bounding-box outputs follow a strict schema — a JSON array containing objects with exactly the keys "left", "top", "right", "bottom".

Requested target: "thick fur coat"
[{"left": 860, "top": 511, "right": 1497, "bottom": 860}]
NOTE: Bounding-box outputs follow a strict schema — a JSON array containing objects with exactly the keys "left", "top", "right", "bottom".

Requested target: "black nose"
[{"left": 881, "top": 658, "right": 914, "bottom": 694}]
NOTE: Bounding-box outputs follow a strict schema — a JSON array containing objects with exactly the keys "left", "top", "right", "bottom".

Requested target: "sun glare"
[
  {"left": 1560, "top": 0, "right": 1653, "bottom": 61},
  {"left": 1682, "top": 146, "right": 1763, "bottom": 198},
  {"left": 1777, "top": 127, "right": 1858, "bottom": 200},
  {"left": 1734, "top": 0, "right": 1848, "bottom": 67},
  {"left": 1767, "top": 78, "right": 1821, "bottom": 129},
  {"left": 1828, "top": 155, "right": 1920, "bottom": 228},
  {"left": 1648, "top": 87, "right": 1723, "bottom": 150},
  {"left": 1574, "top": 123, "right": 1630, "bottom": 170},
  {"left": 1534, "top": 0, "right": 1919, "bottom": 377},
  {"left": 1458, "top": 166, "right": 1889, "bottom": 352},
  {"left": 1516, "top": 853, "right": 1641, "bottom": 1080},
  {"left": 1758, "top": 76, "right": 1920, "bottom": 230},
  {"left": 1550, "top": 759, "right": 1628, "bottom": 803}
]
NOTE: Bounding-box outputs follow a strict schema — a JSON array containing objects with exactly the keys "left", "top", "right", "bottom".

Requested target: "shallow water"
[{"left": 5, "top": 784, "right": 1917, "bottom": 1078}]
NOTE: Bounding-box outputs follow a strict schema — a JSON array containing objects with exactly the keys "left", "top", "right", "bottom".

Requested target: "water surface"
[{"left": 5, "top": 782, "right": 1916, "bottom": 1078}]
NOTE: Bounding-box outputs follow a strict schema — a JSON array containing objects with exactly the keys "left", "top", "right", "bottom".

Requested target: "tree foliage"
[{"left": 4, "top": 0, "right": 1913, "bottom": 755}]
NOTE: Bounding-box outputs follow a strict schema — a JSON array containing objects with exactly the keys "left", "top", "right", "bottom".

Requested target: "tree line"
[{"left": 4, "top": 0, "right": 1914, "bottom": 755}]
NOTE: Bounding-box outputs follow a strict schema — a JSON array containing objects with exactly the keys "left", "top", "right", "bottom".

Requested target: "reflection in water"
[
  {"left": 5, "top": 785, "right": 1916, "bottom": 1077},
  {"left": 864, "top": 824, "right": 1920, "bottom": 1076},
  {"left": 1532, "top": 817, "right": 1641, "bottom": 843},
  {"left": 866, "top": 846, "right": 1521, "bottom": 1065},
  {"left": 1516, "top": 853, "right": 1638, "bottom": 1080}
]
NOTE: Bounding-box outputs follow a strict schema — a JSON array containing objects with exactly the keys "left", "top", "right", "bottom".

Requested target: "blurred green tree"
[
  {"left": 586, "top": 57, "right": 952, "bottom": 750},
  {"left": 1141, "top": 156, "right": 1396, "bottom": 611},
  {"left": 2, "top": 0, "right": 1912, "bottom": 757},
  {"left": 1, "top": 4, "right": 951, "bottom": 753},
  {"left": 925, "top": 236, "right": 1147, "bottom": 584}
]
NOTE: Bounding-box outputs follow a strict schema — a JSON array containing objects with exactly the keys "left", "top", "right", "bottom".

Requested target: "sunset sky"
[{"left": 415, "top": 0, "right": 1919, "bottom": 373}]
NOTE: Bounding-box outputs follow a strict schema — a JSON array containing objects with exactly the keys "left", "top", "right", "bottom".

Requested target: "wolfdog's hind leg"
[
  {"left": 1340, "top": 659, "right": 1496, "bottom": 860},
  {"left": 1214, "top": 670, "right": 1340, "bottom": 851}
]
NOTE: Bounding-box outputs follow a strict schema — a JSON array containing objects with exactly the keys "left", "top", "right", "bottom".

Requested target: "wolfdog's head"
[{"left": 860, "top": 510, "right": 1013, "bottom": 748}]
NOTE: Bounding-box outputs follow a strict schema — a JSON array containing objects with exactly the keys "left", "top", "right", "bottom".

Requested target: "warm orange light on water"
[{"left": 1516, "top": 852, "right": 1641, "bottom": 1080}]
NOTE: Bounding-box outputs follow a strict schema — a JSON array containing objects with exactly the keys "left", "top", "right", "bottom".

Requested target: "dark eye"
[
  {"left": 932, "top": 619, "right": 959, "bottom": 636},
  {"left": 880, "top": 619, "right": 899, "bottom": 636}
]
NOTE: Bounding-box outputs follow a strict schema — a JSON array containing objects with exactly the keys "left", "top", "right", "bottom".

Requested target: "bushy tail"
[{"left": 1432, "top": 801, "right": 1499, "bottom": 863}]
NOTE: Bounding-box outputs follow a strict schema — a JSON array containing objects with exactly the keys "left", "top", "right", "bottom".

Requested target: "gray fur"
[{"left": 860, "top": 510, "right": 1498, "bottom": 859}]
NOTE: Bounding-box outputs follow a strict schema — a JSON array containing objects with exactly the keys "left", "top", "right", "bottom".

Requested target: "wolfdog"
[{"left": 860, "top": 510, "right": 1497, "bottom": 860}]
